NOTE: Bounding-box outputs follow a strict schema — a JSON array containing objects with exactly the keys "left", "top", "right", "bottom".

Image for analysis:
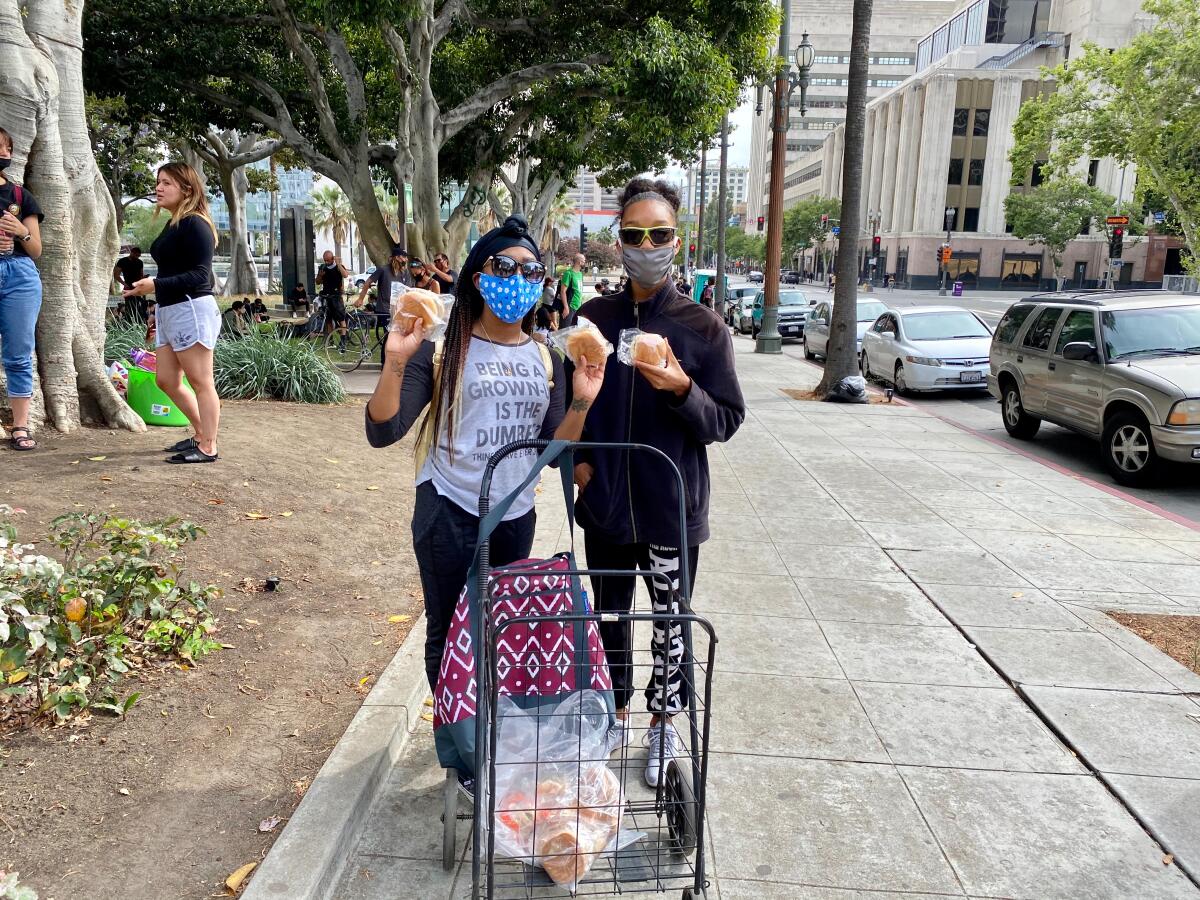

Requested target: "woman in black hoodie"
[{"left": 567, "top": 177, "right": 745, "bottom": 787}]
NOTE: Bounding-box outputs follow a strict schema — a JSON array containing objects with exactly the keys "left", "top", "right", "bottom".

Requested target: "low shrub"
[
  {"left": 103, "top": 322, "right": 346, "bottom": 405},
  {"left": 0, "top": 507, "right": 221, "bottom": 725},
  {"left": 213, "top": 331, "right": 346, "bottom": 404}
]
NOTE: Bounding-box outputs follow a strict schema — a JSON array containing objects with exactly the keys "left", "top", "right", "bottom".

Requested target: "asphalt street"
[{"left": 726, "top": 278, "right": 1200, "bottom": 522}]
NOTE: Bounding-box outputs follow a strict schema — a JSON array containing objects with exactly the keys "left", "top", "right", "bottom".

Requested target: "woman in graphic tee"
[
  {"left": 365, "top": 216, "right": 606, "bottom": 693},
  {"left": 0, "top": 128, "right": 44, "bottom": 451},
  {"left": 122, "top": 162, "right": 222, "bottom": 463}
]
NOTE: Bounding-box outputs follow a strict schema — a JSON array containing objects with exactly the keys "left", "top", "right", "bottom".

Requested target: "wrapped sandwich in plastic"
[
  {"left": 550, "top": 317, "right": 613, "bottom": 367},
  {"left": 388, "top": 285, "right": 450, "bottom": 341},
  {"left": 617, "top": 328, "right": 669, "bottom": 369},
  {"left": 491, "top": 692, "right": 642, "bottom": 891}
]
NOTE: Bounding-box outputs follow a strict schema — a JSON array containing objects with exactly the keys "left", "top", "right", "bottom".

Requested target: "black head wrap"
[{"left": 459, "top": 215, "right": 541, "bottom": 293}]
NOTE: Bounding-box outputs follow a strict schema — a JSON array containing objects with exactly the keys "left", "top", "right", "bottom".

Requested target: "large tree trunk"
[
  {"left": 0, "top": 0, "right": 143, "bottom": 432},
  {"left": 816, "top": 0, "right": 874, "bottom": 398},
  {"left": 194, "top": 130, "right": 278, "bottom": 296}
]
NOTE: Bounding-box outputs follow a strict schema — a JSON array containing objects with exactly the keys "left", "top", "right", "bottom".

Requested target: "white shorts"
[{"left": 156, "top": 295, "right": 221, "bottom": 352}]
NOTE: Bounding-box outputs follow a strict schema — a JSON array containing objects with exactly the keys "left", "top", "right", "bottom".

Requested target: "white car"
[
  {"left": 352, "top": 266, "right": 377, "bottom": 288},
  {"left": 861, "top": 306, "right": 993, "bottom": 394},
  {"left": 804, "top": 298, "right": 890, "bottom": 360}
]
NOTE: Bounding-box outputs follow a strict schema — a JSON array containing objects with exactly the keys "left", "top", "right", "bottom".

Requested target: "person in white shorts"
[{"left": 122, "top": 161, "right": 222, "bottom": 463}]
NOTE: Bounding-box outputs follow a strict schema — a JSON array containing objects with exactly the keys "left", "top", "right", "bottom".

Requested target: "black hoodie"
[{"left": 566, "top": 281, "right": 745, "bottom": 547}]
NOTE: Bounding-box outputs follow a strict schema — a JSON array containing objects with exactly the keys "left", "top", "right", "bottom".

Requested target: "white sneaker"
[
  {"left": 644, "top": 722, "right": 684, "bottom": 788},
  {"left": 605, "top": 719, "right": 633, "bottom": 756}
]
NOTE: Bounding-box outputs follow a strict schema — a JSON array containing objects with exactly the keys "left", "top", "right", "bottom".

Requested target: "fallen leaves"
[
  {"left": 280, "top": 510, "right": 294, "bottom": 518},
  {"left": 365, "top": 485, "right": 380, "bottom": 491},
  {"left": 208, "top": 498, "right": 226, "bottom": 505},
  {"left": 323, "top": 457, "right": 340, "bottom": 464},
  {"left": 117, "top": 787, "right": 130, "bottom": 796},
  {"left": 243, "top": 512, "right": 271, "bottom": 521},
  {"left": 1164, "top": 853, "right": 1175, "bottom": 866},
  {"left": 258, "top": 815, "right": 283, "bottom": 834},
  {"left": 225, "top": 861, "right": 257, "bottom": 893},
  {"left": 387, "top": 615, "right": 412, "bottom": 624},
  {"left": 87, "top": 455, "right": 107, "bottom": 462}
]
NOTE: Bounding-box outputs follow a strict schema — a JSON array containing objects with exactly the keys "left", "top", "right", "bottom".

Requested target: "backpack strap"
[{"left": 535, "top": 340, "right": 555, "bottom": 390}]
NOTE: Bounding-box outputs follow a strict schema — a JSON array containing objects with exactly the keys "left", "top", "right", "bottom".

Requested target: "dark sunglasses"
[
  {"left": 619, "top": 226, "right": 677, "bottom": 247},
  {"left": 490, "top": 254, "right": 547, "bottom": 284},
  {"left": 408, "top": 259, "right": 424, "bottom": 268}
]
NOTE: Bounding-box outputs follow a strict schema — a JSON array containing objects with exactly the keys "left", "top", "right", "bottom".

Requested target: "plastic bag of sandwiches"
[
  {"left": 549, "top": 317, "right": 613, "bottom": 367},
  {"left": 616, "top": 328, "right": 669, "bottom": 369},
  {"left": 491, "top": 691, "right": 643, "bottom": 891},
  {"left": 387, "top": 284, "right": 452, "bottom": 341}
]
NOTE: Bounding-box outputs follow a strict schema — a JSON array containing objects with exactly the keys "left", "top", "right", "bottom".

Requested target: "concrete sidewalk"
[{"left": 313, "top": 341, "right": 1200, "bottom": 899}]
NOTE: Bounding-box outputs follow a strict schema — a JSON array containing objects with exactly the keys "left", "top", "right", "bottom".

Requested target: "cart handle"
[{"left": 476, "top": 439, "right": 691, "bottom": 575}]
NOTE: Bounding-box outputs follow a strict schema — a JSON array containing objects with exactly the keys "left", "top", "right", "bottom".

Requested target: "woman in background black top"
[{"left": 123, "top": 162, "right": 222, "bottom": 463}]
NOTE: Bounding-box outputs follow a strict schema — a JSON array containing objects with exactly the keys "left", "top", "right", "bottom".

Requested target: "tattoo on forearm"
[
  {"left": 571, "top": 398, "right": 591, "bottom": 413},
  {"left": 390, "top": 359, "right": 405, "bottom": 377}
]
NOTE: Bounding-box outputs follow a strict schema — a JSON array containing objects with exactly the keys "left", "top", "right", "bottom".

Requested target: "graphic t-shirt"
[{"left": 419, "top": 336, "right": 565, "bottom": 519}]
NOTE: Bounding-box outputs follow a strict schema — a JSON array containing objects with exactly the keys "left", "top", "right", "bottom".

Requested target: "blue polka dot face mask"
[{"left": 479, "top": 265, "right": 545, "bottom": 324}]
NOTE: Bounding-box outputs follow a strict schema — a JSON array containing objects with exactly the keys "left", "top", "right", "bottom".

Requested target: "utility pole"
[
  {"left": 682, "top": 167, "right": 694, "bottom": 277},
  {"left": 696, "top": 145, "right": 708, "bottom": 269},
  {"left": 715, "top": 113, "right": 731, "bottom": 316}
]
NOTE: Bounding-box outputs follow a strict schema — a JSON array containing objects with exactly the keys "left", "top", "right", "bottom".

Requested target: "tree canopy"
[
  {"left": 1004, "top": 177, "right": 1115, "bottom": 286},
  {"left": 1009, "top": 0, "right": 1200, "bottom": 273},
  {"left": 84, "top": 0, "right": 776, "bottom": 264},
  {"left": 782, "top": 197, "right": 841, "bottom": 260}
]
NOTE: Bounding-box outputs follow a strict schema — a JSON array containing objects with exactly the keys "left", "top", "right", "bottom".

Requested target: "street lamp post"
[
  {"left": 938, "top": 206, "right": 955, "bottom": 296},
  {"left": 755, "top": 12, "right": 814, "bottom": 355}
]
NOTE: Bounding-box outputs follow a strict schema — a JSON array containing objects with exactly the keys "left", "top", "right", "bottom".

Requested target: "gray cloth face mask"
[{"left": 621, "top": 243, "right": 677, "bottom": 289}]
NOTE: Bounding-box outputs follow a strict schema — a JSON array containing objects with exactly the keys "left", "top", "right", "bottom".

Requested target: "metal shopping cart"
[{"left": 438, "top": 440, "right": 716, "bottom": 900}]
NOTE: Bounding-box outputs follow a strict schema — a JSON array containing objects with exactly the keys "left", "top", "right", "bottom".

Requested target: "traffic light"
[
  {"left": 579, "top": 223, "right": 588, "bottom": 253},
  {"left": 820, "top": 214, "right": 829, "bottom": 228},
  {"left": 871, "top": 235, "right": 881, "bottom": 256},
  {"left": 1109, "top": 226, "right": 1124, "bottom": 260},
  {"left": 756, "top": 216, "right": 764, "bottom": 232},
  {"left": 689, "top": 243, "right": 696, "bottom": 254}
]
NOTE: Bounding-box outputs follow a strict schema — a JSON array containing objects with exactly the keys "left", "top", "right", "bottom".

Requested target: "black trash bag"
[{"left": 825, "top": 375, "right": 868, "bottom": 404}]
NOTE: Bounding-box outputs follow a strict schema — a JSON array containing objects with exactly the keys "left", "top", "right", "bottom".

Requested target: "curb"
[{"left": 243, "top": 617, "right": 429, "bottom": 900}]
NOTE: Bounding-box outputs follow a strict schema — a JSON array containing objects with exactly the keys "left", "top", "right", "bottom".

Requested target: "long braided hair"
[{"left": 417, "top": 217, "right": 541, "bottom": 460}]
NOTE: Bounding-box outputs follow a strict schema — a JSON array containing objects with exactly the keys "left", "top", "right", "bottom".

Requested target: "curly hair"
[{"left": 617, "top": 177, "right": 682, "bottom": 215}]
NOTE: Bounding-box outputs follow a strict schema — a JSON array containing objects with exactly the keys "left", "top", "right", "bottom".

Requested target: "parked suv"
[{"left": 988, "top": 291, "right": 1200, "bottom": 486}]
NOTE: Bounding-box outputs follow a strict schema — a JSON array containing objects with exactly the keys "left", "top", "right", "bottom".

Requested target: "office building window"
[
  {"left": 986, "top": 0, "right": 1052, "bottom": 45},
  {"left": 953, "top": 108, "right": 970, "bottom": 135},
  {"left": 948, "top": 158, "right": 964, "bottom": 185},
  {"left": 1001, "top": 252, "right": 1042, "bottom": 285},
  {"left": 1030, "top": 161, "right": 1045, "bottom": 186},
  {"left": 968, "top": 159, "right": 985, "bottom": 185},
  {"left": 973, "top": 109, "right": 990, "bottom": 136},
  {"left": 870, "top": 79, "right": 903, "bottom": 87},
  {"left": 814, "top": 55, "right": 842, "bottom": 64},
  {"left": 962, "top": 207, "right": 980, "bottom": 231},
  {"left": 1087, "top": 159, "right": 1100, "bottom": 186},
  {"left": 946, "top": 253, "right": 980, "bottom": 285}
]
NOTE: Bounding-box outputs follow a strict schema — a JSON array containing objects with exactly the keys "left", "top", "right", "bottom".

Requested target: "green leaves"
[
  {"left": 1004, "top": 177, "right": 1115, "bottom": 276},
  {"left": 782, "top": 198, "right": 842, "bottom": 259},
  {"left": 0, "top": 510, "right": 222, "bottom": 726}
]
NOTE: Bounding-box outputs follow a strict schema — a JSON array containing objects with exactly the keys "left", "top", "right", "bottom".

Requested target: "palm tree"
[
  {"left": 816, "top": 0, "right": 873, "bottom": 398},
  {"left": 542, "top": 191, "right": 575, "bottom": 252},
  {"left": 310, "top": 182, "right": 353, "bottom": 257}
]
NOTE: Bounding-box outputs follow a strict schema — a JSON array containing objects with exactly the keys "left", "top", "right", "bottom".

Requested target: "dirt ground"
[
  {"left": 1108, "top": 612, "right": 1200, "bottom": 676},
  {"left": 0, "top": 400, "right": 423, "bottom": 900}
]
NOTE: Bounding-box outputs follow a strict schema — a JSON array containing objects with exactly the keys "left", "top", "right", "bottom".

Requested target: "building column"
[
  {"left": 820, "top": 134, "right": 834, "bottom": 198},
  {"left": 912, "top": 73, "right": 957, "bottom": 233},
  {"left": 894, "top": 85, "right": 924, "bottom": 232},
  {"left": 859, "top": 107, "right": 878, "bottom": 227},
  {"left": 979, "top": 76, "right": 1023, "bottom": 234},
  {"left": 831, "top": 127, "right": 845, "bottom": 198},
  {"left": 879, "top": 94, "right": 903, "bottom": 233},
  {"left": 867, "top": 103, "right": 888, "bottom": 222}
]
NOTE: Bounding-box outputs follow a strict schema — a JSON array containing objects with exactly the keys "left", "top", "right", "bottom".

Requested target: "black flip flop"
[
  {"left": 164, "top": 437, "right": 198, "bottom": 453},
  {"left": 166, "top": 448, "right": 218, "bottom": 464},
  {"left": 8, "top": 427, "right": 35, "bottom": 451}
]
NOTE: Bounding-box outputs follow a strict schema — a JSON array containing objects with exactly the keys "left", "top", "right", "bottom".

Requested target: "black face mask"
[{"left": 0, "top": 158, "right": 11, "bottom": 172}]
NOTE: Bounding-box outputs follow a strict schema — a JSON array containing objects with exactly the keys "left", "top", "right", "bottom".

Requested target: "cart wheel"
[
  {"left": 665, "top": 761, "right": 698, "bottom": 858},
  {"left": 442, "top": 770, "right": 458, "bottom": 871}
]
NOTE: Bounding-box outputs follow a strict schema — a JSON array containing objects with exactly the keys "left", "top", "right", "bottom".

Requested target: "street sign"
[
  {"left": 831, "top": 226, "right": 840, "bottom": 236},
  {"left": 1106, "top": 215, "right": 1130, "bottom": 226},
  {"left": 869, "top": 257, "right": 878, "bottom": 265},
  {"left": 941, "top": 247, "right": 952, "bottom": 263},
  {"left": 1153, "top": 211, "right": 1166, "bottom": 224}
]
